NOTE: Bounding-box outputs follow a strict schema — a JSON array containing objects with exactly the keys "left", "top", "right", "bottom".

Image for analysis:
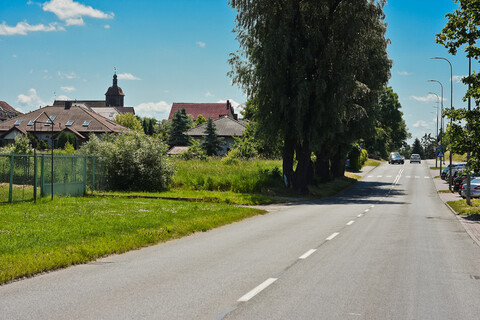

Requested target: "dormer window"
[
  {"left": 82, "top": 120, "right": 91, "bottom": 127},
  {"left": 14, "top": 120, "right": 22, "bottom": 126}
]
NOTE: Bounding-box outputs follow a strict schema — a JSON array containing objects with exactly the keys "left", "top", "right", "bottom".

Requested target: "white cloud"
[
  {"left": 104, "top": 24, "right": 110, "bottom": 29},
  {"left": 398, "top": 71, "right": 412, "bottom": 76},
  {"left": 412, "top": 120, "right": 430, "bottom": 128},
  {"left": 117, "top": 73, "right": 141, "bottom": 80},
  {"left": 43, "top": 0, "right": 114, "bottom": 23},
  {"left": 452, "top": 75, "right": 465, "bottom": 83},
  {"left": 0, "top": 21, "right": 64, "bottom": 36},
  {"left": 57, "top": 71, "right": 77, "bottom": 79},
  {"left": 12, "top": 54, "right": 17, "bottom": 58},
  {"left": 17, "top": 88, "right": 47, "bottom": 110},
  {"left": 61, "top": 86, "right": 75, "bottom": 92},
  {"left": 57, "top": 94, "right": 70, "bottom": 100},
  {"left": 410, "top": 94, "right": 444, "bottom": 103},
  {"left": 196, "top": 41, "right": 206, "bottom": 48},
  {"left": 205, "top": 91, "right": 214, "bottom": 97},
  {"left": 134, "top": 101, "right": 171, "bottom": 119}
]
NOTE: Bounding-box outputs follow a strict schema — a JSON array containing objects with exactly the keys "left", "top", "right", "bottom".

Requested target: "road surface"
[{"left": 1, "top": 161, "right": 480, "bottom": 319}]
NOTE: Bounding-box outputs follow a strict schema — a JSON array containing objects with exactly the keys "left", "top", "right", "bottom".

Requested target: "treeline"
[{"left": 228, "top": 0, "right": 407, "bottom": 192}]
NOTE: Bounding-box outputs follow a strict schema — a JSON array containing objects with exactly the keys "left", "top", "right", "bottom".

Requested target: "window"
[
  {"left": 82, "top": 120, "right": 91, "bottom": 127},
  {"left": 66, "top": 121, "right": 74, "bottom": 126},
  {"left": 14, "top": 120, "right": 22, "bottom": 126},
  {"left": 45, "top": 115, "right": 56, "bottom": 125},
  {"left": 27, "top": 120, "right": 34, "bottom": 126},
  {"left": 109, "top": 112, "right": 115, "bottom": 117}
]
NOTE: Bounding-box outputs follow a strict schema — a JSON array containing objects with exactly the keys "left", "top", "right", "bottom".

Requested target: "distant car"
[
  {"left": 410, "top": 154, "right": 421, "bottom": 163},
  {"left": 389, "top": 152, "right": 404, "bottom": 164},
  {"left": 460, "top": 178, "right": 480, "bottom": 198}
]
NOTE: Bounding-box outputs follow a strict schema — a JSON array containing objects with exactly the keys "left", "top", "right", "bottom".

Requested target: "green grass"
[
  {"left": 0, "top": 196, "right": 265, "bottom": 284},
  {"left": 438, "top": 189, "right": 453, "bottom": 193},
  {"left": 0, "top": 183, "right": 36, "bottom": 203},
  {"left": 172, "top": 159, "right": 284, "bottom": 193},
  {"left": 444, "top": 151, "right": 467, "bottom": 163},
  {"left": 92, "top": 189, "right": 282, "bottom": 205},
  {"left": 364, "top": 159, "right": 381, "bottom": 167},
  {"left": 430, "top": 167, "right": 441, "bottom": 170},
  {"left": 447, "top": 199, "right": 480, "bottom": 220},
  {"left": 308, "top": 176, "right": 358, "bottom": 198}
]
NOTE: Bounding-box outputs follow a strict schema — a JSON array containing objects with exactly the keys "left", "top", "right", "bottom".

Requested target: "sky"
[{"left": 0, "top": 0, "right": 476, "bottom": 143}]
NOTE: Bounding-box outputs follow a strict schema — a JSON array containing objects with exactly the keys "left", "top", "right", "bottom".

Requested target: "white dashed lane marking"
[
  {"left": 299, "top": 249, "right": 316, "bottom": 260},
  {"left": 346, "top": 221, "right": 355, "bottom": 226},
  {"left": 326, "top": 232, "right": 340, "bottom": 241},
  {"left": 238, "top": 278, "right": 278, "bottom": 302}
]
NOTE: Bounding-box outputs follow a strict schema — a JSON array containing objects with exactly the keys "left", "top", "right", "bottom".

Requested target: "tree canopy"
[
  {"left": 167, "top": 109, "right": 192, "bottom": 148},
  {"left": 229, "top": 0, "right": 391, "bottom": 192},
  {"left": 114, "top": 113, "right": 143, "bottom": 132}
]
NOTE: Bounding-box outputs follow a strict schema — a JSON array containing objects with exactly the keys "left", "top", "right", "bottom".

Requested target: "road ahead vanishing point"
[{"left": 1, "top": 162, "right": 480, "bottom": 320}]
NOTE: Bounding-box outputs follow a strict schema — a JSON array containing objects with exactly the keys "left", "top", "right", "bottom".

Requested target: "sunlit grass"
[
  {"left": 0, "top": 196, "right": 265, "bottom": 284},
  {"left": 447, "top": 199, "right": 480, "bottom": 220}
]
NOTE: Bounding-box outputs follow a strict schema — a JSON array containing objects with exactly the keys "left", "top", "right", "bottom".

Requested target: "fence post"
[
  {"left": 40, "top": 154, "right": 45, "bottom": 197},
  {"left": 83, "top": 155, "right": 87, "bottom": 195},
  {"left": 92, "top": 155, "right": 96, "bottom": 193},
  {"left": 33, "top": 154, "right": 37, "bottom": 203},
  {"left": 8, "top": 153, "right": 14, "bottom": 203}
]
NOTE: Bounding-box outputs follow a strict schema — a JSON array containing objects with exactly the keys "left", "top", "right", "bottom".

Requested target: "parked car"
[
  {"left": 460, "top": 178, "right": 480, "bottom": 198},
  {"left": 389, "top": 152, "right": 404, "bottom": 164},
  {"left": 446, "top": 164, "right": 466, "bottom": 184},
  {"left": 441, "top": 164, "right": 458, "bottom": 180},
  {"left": 410, "top": 154, "right": 421, "bottom": 163},
  {"left": 457, "top": 173, "right": 480, "bottom": 194}
]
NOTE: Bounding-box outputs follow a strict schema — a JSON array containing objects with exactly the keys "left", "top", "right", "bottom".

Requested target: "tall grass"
[{"left": 172, "top": 159, "right": 284, "bottom": 193}]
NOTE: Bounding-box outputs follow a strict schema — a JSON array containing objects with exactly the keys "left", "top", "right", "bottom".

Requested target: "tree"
[
  {"left": 436, "top": 0, "right": 480, "bottom": 172},
  {"left": 194, "top": 114, "right": 207, "bottom": 127},
  {"left": 167, "top": 109, "right": 191, "bottom": 147},
  {"left": 57, "top": 131, "right": 77, "bottom": 149},
  {"left": 201, "top": 118, "right": 222, "bottom": 156},
  {"left": 412, "top": 138, "right": 424, "bottom": 158},
  {"left": 421, "top": 133, "right": 436, "bottom": 159},
  {"left": 114, "top": 113, "right": 143, "bottom": 132},
  {"left": 229, "top": 0, "right": 391, "bottom": 191}
]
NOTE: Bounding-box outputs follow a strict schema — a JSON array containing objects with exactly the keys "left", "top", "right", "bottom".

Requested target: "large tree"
[
  {"left": 167, "top": 109, "right": 191, "bottom": 147},
  {"left": 201, "top": 118, "right": 222, "bottom": 156},
  {"left": 436, "top": 0, "right": 480, "bottom": 172},
  {"left": 229, "top": 0, "right": 391, "bottom": 192}
]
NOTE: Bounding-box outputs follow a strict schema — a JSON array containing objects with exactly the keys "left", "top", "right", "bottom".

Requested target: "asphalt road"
[{"left": 2, "top": 161, "right": 480, "bottom": 319}]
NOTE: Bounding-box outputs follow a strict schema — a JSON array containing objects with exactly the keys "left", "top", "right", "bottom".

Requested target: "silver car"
[{"left": 460, "top": 178, "right": 480, "bottom": 198}]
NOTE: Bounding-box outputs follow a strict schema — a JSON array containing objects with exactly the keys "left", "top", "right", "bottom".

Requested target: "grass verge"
[
  {"left": 447, "top": 199, "right": 480, "bottom": 220},
  {"left": 0, "top": 196, "right": 265, "bottom": 285},
  {"left": 364, "top": 159, "right": 381, "bottom": 167}
]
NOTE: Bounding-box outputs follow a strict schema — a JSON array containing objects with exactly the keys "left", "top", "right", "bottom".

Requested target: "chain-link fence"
[{"left": 0, "top": 153, "right": 105, "bottom": 203}]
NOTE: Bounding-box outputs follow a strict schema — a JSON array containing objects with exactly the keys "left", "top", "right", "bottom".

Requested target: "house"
[
  {"left": 52, "top": 72, "right": 135, "bottom": 120},
  {"left": 0, "top": 101, "right": 22, "bottom": 122},
  {"left": 185, "top": 116, "right": 247, "bottom": 155},
  {"left": 168, "top": 100, "right": 238, "bottom": 121},
  {"left": 0, "top": 104, "right": 128, "bottom": 147}
]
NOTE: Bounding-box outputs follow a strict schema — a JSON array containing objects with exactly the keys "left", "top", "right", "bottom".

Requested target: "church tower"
[{"left": 105, "top": 72, "right": 125, "bottom": 107}]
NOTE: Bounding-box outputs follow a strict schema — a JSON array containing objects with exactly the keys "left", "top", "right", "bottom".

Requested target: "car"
[
  {"left": 446, "top": 164, "right": 466, "bottom": 184},
  {"left": 441, "top": 164, "right": 459, "bottom": 180},
  {"left": 460, "top": 178, "right": 480, "bottom": 198},
  {"left": 410, "top": 154, "right": 421, "bottom": 163},
  {"left": 457, "top": 173, "right": 480, "bottom": 194},
  {"left": 389, "top": 152, "right": 404, "bottom": 164}
]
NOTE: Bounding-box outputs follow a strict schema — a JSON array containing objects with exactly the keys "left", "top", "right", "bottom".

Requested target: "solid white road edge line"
[
  {"left": 347, "top": 221, "right": 355, "bottom": 226},
  {"left": 238, "top": 278, "right": 278, "bottom": 302},
  {"left": 299, "top": 249, "right": 316, "bottom": 259},
  {"left": 326, "top": 232, "right": 340, "bottom": 241}
]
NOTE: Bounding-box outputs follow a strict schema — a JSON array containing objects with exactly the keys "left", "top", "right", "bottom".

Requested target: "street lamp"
[
  {"left": 428, "top": 80, "right": 444, "bottom": 176},
  {"left": 428, "top": 92, "right": 440, "bottom": 167},
  {"left": 432, "top": 57, "right": 454, "bottom": 191}
]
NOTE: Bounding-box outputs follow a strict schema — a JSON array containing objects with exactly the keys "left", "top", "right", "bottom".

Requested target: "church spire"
[{"left": 113, "top": 67, "right": 118, "bottom": 87}]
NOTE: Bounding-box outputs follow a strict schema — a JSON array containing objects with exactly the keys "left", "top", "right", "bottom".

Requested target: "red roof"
[
  {"left": 168, "top": 101, "right": 237, "bottom": 121},
  {"left": 0, "top": 101, "right": 21, "bottom": 114}
]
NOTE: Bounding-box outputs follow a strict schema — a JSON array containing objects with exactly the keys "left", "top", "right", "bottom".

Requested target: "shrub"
[
  {"left": 79, "top": 132, "right": 175, "bottom": 192},
  {"left": 57, "top": 131, "right": 77, "bottom": 149},
  {"left": 348, "top": 144, "right": 368, "bottom": 171}
]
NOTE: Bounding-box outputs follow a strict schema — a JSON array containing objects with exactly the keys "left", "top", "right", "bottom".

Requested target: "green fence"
[{"left": 0, "top": 153, "right": 105, "bottom": 203}]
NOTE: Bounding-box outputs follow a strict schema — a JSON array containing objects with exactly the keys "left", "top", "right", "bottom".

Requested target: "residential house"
[
  {"left": 185, "top": 116, "right": 247, "bottom": 155},
  {"left": 0, "top": 104, "right": 128, "bottom": 147},
  {"left": 0, "top": 101, "right": 22, "bottom": 122},
  {"left": 168, "top": 100, "right": 238, "bottom": 121}
]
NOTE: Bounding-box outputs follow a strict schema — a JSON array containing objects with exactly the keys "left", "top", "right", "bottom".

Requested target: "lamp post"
[
  {"left": 428, "top": 92, "right": 440, "bottom": 167},
  {"left": 467, "top": 56, "right": 472, "bottom": 205},
  {"left": 428, "top": 80, "right": 444, "bottom": 177},
  {"left": 432, "top": 57, "right": 454, "bottom": 191}
]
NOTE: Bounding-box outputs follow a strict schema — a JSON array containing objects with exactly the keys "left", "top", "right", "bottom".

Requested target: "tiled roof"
[
  {"left": 167, "top": 146, "right": 190, "bottom": 155},
  {"left": 169, "top": 101, "right": 237, "bottom": 120},
  {"left": 53, "top": 100, "right": 107, "bottom": 109},
  {"left": 106, "top": 86, "right": 125, "bottom": 96},
  {"left": 0, "top": 101, "right": 21, "bottom": 114},
  {"left": 185, "top": 116, "right": 247, "bottom": 137},
  {"left": 0, "top": 105, "right": 128, "bottom": 137}
]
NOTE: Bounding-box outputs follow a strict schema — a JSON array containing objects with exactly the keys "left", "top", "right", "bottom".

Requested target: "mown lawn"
[
  {"left": 0, "top": 196, "right": 265, "bottom": 284},
  {"left": 447, "top": 199, "right": 480, "bottom": 220}
]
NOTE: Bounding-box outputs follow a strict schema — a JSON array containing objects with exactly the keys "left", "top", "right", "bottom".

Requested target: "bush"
[
  {"left": 348, "top": 144, "right": 368, "bottom": 171},
  {"left": 57, "top": 131, "right": 77, "bottom": 149},
  {"left": 79, "top": 132, "right": 175, "bottom": 192}
]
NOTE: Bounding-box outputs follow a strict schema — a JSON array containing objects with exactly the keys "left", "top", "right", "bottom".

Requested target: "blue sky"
[{"left": 0, "top": 0, "right": 475, "bottom": 143}]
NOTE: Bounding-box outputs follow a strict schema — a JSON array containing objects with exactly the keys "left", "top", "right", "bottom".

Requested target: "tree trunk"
[
  {"left": 293, "top": 143, "right": 312, "bottom": 194},
  {"left": 314, "top": 151, "right": 332, "bottom": 183},
  {"left": 282, "top": 134, "right": 295, "bottom": 188},
  {"left": 331, "top": 150, "right": 346, "bottom": 178}
]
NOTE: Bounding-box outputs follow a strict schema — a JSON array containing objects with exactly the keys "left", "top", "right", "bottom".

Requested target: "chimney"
[{"left": 65, "top": 101, "right": 72, "bottom": 109}]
